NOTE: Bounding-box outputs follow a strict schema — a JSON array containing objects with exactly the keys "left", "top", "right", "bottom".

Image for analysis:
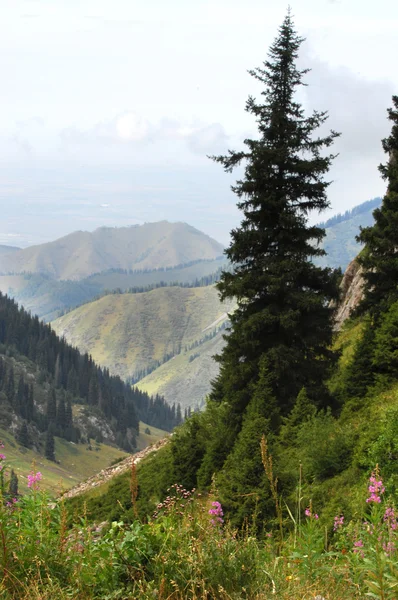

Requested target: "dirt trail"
[{"left": 61, "top": 436, "right": 170, "bottom": 500}]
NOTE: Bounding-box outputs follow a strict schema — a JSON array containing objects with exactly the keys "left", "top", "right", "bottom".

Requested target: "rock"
[
  {"left": 333, "top": 258, "right": 364, "bottom": 330},
  {"left": 59, "top": 437, "right": 170, "bottom": 501}
]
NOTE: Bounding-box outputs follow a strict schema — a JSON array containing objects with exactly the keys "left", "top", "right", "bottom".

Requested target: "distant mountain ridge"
[
  {"left": 315, "top": 197, "right": 382, "bottom": 271},
  {"left": 0, "top": 257, "right": 228, "bottom": 321},
  {"left": 0, "top": 221, "right": 224, "bottom": 281},
  {"left": 317, "top": 197, "right": 381, "bottom": 230},
  {"left": 0, "top": 245, "right": 20, "bottom": 255}
]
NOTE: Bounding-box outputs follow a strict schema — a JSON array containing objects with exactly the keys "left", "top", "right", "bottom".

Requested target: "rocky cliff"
[{"left": 333, "top": 258, "right": 364, "bottom": 330}]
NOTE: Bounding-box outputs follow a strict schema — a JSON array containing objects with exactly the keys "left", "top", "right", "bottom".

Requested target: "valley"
[{"left": 52, "top": 285, "right": 235, "bottom": 408}]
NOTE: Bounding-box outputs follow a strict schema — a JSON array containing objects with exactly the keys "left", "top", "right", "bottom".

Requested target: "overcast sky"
[{"left": 0, "top": 0, "right": 397, "bottom": 247}]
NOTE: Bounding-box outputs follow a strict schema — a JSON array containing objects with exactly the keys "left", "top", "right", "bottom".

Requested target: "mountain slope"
[
  {"left": 52, "top": 286, "right": 235, "bottom": 392},
  {"left": 0, "top": 244, "right": 20, "bottom": 256},
  {"left": 0, "top": 291, "right": 179, "bottom": 461},
  {"left": 316, "top": 197, "right": 381, "bottom": 271},
  {"left": 0, "top": 221, "right": 224, "bottom": 280},
  {"left": 137, "top": 329, "right": 227, "bottom": 409},
  {"left": 0, "top": 257, "right": 228, "bottom": 321}
]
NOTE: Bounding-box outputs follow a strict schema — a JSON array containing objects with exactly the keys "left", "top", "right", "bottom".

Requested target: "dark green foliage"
[
  {"left": 8, "top": 469, "right": 18, "bottom": 497},
  {"left": 17, "top": 422, "right": 29, "bottom": 448},
  {"left": 216, "top": 360, "right": 276, "bottom": 528},
  {"left": 5, "top": 365, "right": 14, "bottom": 404},
  {"left": 372, "top": 301, "right": 398, "bottom": 383},
  {"left": 0, "top": 291, "right": 180, "bottom": 447},
  {"left": 46, "top": 390, "right": 57, "bottom": 424},
  {"left": 367, "top": 407, "right": 398, "bottom": 494},
  {"left": 56, "top": 394, "right": 66, "bottom": 431},
  {"left": 340, "top": 102, "right": 398, "bottom": 398},
  {"left": 341, "top": 319, "right": 376, "bottom": 401},
  {"left": 295, "top": 409, "right": 353, "bottom": 480},
  {"left": 357, "top": 96, "right": 398, "bottom": 319},
  {"left": 65, "top": 398, "right": 73, "bottom": 428},
  {"left": 45, "top": 428, "right": 56, "bottom": 461},
  {"left": 280, "top": 387, "right": 316, "bottom": 443},
  {"left": 171, "top": 415, "right": 205, "bottom": 490}
]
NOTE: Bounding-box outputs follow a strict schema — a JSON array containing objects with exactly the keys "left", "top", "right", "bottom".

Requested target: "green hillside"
[
  {"left": 0, "top": 427, "right": 127, "bottom": 495},
  {"left": 85, "top": 257, "right": 227, "bottom": 290},
  {"left": 138, "top": 327, "right": 227, "bottom": 409},
  {"left": 0, "top": 418, "right": 166, "bottom": 497},
  {"left": 52, "top": 285, "right": 235, "bottom": 385},
  {"left": 0, "top": 258, "right": 228, "bottom": 321},
  {"left": 316, "top": 197, "right": 381, "bottom": 271}
]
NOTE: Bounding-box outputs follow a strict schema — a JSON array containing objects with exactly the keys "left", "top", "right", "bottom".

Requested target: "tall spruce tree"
[
  {"left": 209, "top": 12, "right": 339, "bottom": 432},
  {"left": 45, "top": 428, "right": 56, "bottom": 462},
  {"left": 357, "top": 96, "right": 398, "bottom": 319}
]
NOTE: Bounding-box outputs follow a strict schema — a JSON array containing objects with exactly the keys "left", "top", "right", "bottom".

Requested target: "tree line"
[{"left": 0, "top": 292, "right": 182, "bottom": 455}]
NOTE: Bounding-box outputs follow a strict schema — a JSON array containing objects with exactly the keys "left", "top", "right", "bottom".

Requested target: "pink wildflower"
[
  {"left": 353, "top": 539, "right": 364, "bottom": 557},
  {"left": 27, "top": 471, "right": 42, "bottom": 490},
  {"left": 305, "top": 506, "right": 319, "bottom": 519},
  {"left": 383, "top": 507, "right": 398, "bottom": 530},
  {"left": 333, "top": 515, "right": 344, "bottom": 531},
  {"left": 208, "top": 501, "right": 224, "bottom": 526},
  {"left": 366, "top": 469, "right": 385, "bottom": 504},
  {"left": 383, "top": 541, "right": 396, "bottom": 555}
]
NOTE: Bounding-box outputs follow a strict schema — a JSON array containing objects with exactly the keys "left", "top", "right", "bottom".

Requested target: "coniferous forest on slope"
[
  {"left": 1, "top": 11, "right": 398, "bottom": 600},
  {"left": 0, "top": 292, "right": 182, "bottom": 455}
]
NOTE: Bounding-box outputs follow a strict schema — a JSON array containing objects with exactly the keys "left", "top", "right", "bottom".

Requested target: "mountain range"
[
  {"left": 0, "top": 245, "right": 20, "bottom": 256},
  {"left": 0, "top": 199, "right": 382, "bottom": 410},
  {"left": 0, "top": 221, "right": 224, "bottom": 280}
]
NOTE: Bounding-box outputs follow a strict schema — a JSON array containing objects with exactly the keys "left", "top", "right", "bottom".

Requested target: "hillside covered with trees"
[{"left": 0, "top": 292, "right": 181, "bottom": 457}]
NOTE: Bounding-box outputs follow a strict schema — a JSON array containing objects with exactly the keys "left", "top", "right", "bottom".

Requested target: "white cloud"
[
  {"left": 59, "top": 112, "right": 229, "bottom": 157},
  {"left": 115, "top": 112, "right": 150, "bottom": 142}
]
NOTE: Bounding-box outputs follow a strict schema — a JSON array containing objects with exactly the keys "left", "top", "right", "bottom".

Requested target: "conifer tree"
[
  {"left": 45, "top": 428, "right": 56, "bottom": 461},
  {"left": 207, "top": 11, "right": 339, "bottom": 461},
  {"left": 17, "top": 422, "right": 29, "bottom": 448},
  {"left": 357, "top": 96, "right": 398, "bottom": 319},
  {"left": 9, "top": 469, "right": 18, "bottom": 497},
  {"left": 46, "top": 390, "right": 57, "bottom": 424},
  {"left": 65, "top": 398, "right": 73, "bottom": 427},
  {"left": 280, "top": 386, "right": 317, "bottom": 442},
  {"left": 5, "top": 366, "right": 14, "bottom": 404},
  {"left": 15, "top": 375, "right": 25, "bottom": 417},
  {"left": 26, "top": 384, "right": 34, "bottom": 422},
  {"left": 56, "top": 394, "right": 66, "bottom": 431},
  {"left": 215, "top": 358, "right": 276, "bottom": 527}
]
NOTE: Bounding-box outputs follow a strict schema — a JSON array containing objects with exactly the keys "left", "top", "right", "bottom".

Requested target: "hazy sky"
[{"left": 0, "top": 0, "right": 397, "bottom": 246}]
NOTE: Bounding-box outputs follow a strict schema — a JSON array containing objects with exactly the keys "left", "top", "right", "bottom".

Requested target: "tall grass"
[{"left": 0, "top": 444, "right": 397, "bottom": 599}]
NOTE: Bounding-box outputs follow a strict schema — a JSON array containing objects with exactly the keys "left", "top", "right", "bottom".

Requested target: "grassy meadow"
[{"left": 52, "top": 285, "right": 235, "bottom": 382}]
